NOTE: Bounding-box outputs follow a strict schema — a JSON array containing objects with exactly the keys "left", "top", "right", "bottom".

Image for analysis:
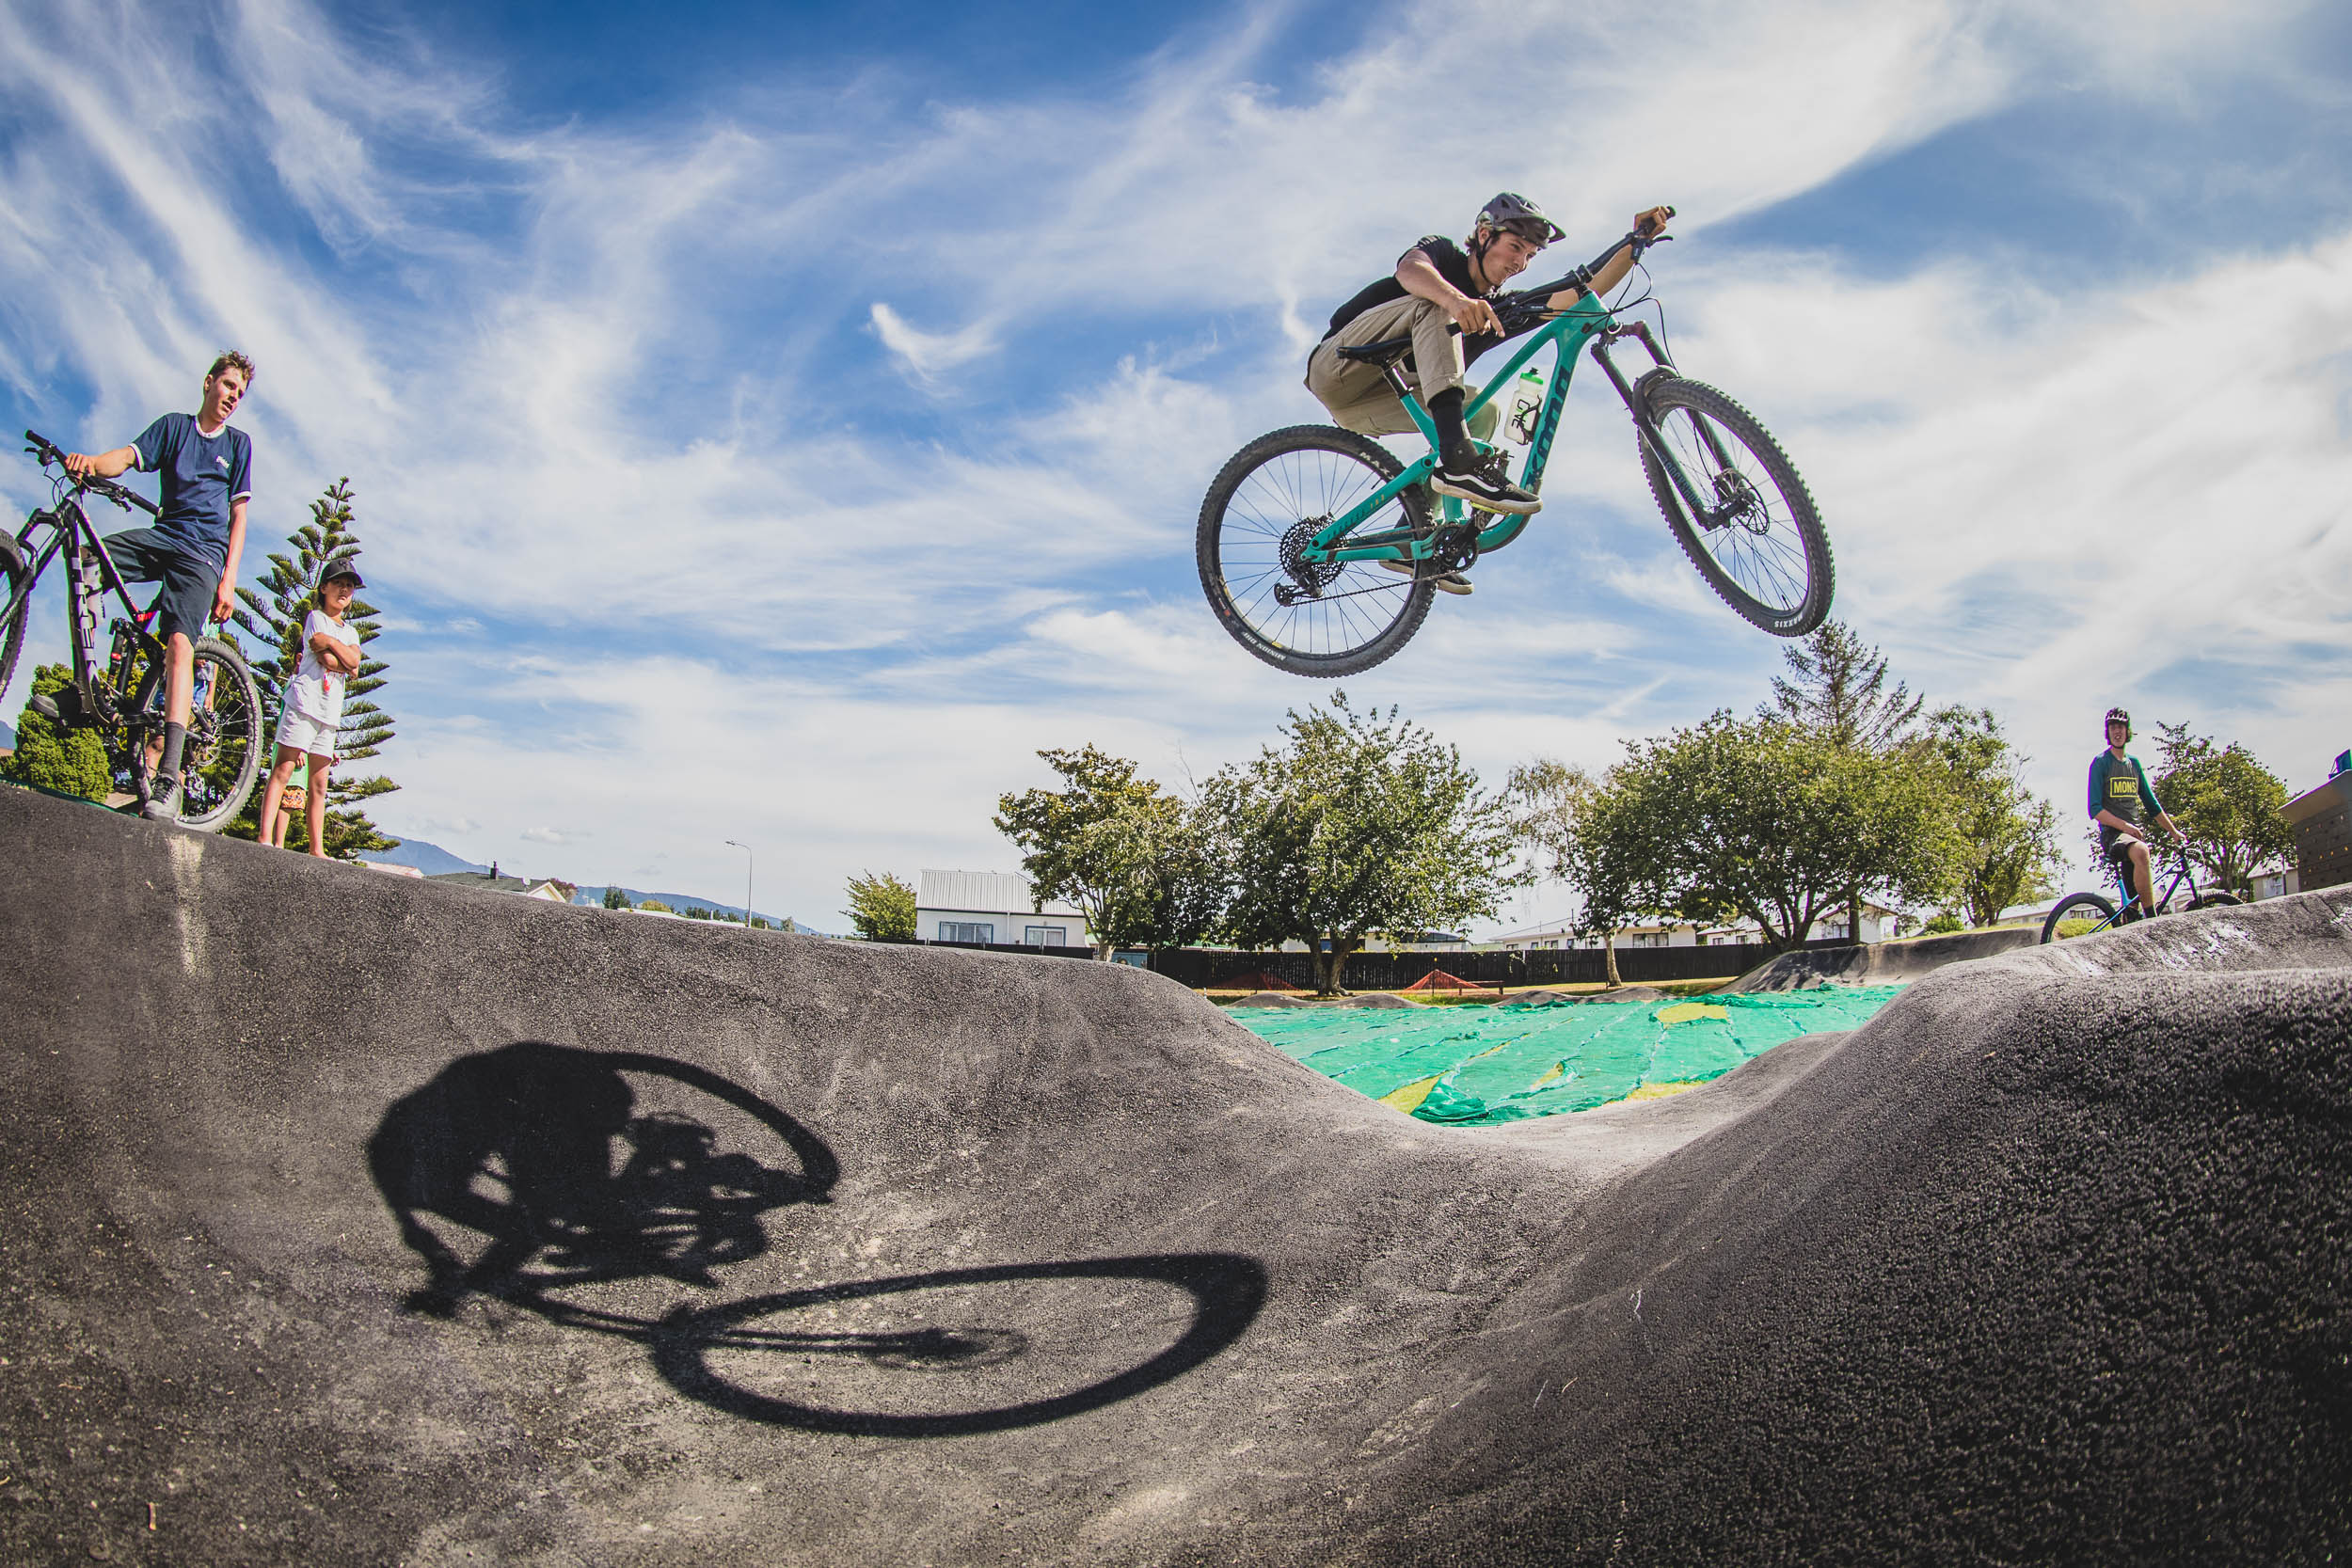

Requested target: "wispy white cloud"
[{"left": 1, "top": 0, "right": 2343, "bottom": 926}]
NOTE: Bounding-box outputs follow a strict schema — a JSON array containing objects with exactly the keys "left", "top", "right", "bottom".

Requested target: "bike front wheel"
[
  {"left": 2184, "top": 892, "right": 2244, "bottom": 912},
  {"left": 1638, "top": 377, "right": 1833, "bottom": 637},
  {"left": 1197, "top": 425, "right": 1435, "bottom": 678},
  {"left": 0, "top": 533, "right": 28, "bottom": 710},
  {"left": 2040, "top": 891, "right": 2118, "bottom": 943},
  {"left": 173, "top": 635, "right": 265, "bottom": 831}
]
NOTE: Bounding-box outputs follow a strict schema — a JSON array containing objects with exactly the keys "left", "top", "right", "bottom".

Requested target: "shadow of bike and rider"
[{"left": 366, "top": 1041, "right": 1265, "bottom": 1437}]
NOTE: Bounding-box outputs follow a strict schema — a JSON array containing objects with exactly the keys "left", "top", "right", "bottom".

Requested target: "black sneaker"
[
  {"left": 28, "top": 688, "right": 83, "bottom": 727},
  {"left": 1377, "top": 559, "right": 1473, "bottom": 594},
  {"left": 142, "top": 773, "right": 183, "bottom": 823},
  {"left": 1430, "top": 459, "right": 1540, "bottom": 515}
]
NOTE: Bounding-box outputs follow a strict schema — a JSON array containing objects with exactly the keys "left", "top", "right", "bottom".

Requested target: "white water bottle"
[{"left": 1506, "top": 366, "right": 1547, "bottom": 445}]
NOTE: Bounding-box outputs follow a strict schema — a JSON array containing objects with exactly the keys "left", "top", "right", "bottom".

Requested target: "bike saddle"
[{"left": 1334, "top": 336, "right": 1414, "bottom": 367}]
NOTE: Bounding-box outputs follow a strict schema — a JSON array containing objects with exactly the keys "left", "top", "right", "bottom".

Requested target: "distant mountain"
[
  {"left": 574, "top": 885, "right": 815, "bottom": 930},
  {"left": 358, "top": 838, "right": 824, "bottom": 931},
  {"left": 0, "top": 717, "right": 14, "bottom": 750},
  {"left": 360, "top": 837, "right": 488, "bottom": 877}
]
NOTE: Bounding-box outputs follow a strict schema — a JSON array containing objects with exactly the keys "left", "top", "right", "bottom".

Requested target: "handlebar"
[{"left": 24, "top": 428, "right": 160, "bottom": 516}]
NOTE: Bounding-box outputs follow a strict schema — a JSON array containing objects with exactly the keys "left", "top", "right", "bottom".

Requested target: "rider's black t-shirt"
[{"left": 1325, "top": 236, "right": 1584, "bottom": 367}]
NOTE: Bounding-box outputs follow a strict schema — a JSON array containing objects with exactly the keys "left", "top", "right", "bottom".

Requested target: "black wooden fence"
[{"left": 916, "top": 939, "right": 1841, "bottom": 989}]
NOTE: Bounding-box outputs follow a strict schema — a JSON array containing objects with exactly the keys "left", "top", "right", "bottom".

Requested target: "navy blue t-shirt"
[{"left": 132, "top": 413, "right": 252, "bottom": 572}]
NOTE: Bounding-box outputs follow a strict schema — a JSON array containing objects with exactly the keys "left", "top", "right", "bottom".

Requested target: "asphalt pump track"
[{"left": 3, "top": 783, "right": 2348, "bottom": 1565}]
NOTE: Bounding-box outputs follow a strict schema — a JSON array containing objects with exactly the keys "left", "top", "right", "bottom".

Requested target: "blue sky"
[{"left": 4, "top": 0, "right": 2348, "bottom": 933}]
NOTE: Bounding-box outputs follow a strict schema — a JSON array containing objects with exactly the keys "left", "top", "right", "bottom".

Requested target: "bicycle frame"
[
  {"left": 2113, "top": 845, "right": 2198, "bottom": 917},
  {"left": 1298, "top": 294, "right": 1709, "bottom": 568},
  {"left": 10, "top": 488, "right": 173, "bottom": 733}
]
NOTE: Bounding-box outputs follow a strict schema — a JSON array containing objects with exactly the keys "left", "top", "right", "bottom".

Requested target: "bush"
[
  {"left": 1923, "top": 911, "right": 1964, "bottom": 935},
  {"left": 2, "top": 666, "right": 111, "bottom": 801}
]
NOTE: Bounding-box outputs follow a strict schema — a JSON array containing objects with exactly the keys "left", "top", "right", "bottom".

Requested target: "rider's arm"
[
  {"left": 62, "top": 445, "right": 138, "bottom": 482},
  {"left": 214, "top": 497, "right": 248, "bottom": 623},
  {"left": 1531, "top": 208, "right": 1679, "bottom": 312},
  {"left": 1396, "top": 248, "right": 1502, "bottom": 337},
  {"left": 2094, "top": 809, "right": 2144, "bottom": 837}
]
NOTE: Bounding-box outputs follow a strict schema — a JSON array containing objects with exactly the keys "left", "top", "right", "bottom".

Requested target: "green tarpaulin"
[{"left": 1230, "top": 988, "right": 1906, "bottom": 1126}]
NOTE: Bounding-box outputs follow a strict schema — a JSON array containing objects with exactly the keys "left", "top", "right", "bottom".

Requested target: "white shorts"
[{"left": 276, "top": 707, "right": 340, "bottom": 759}]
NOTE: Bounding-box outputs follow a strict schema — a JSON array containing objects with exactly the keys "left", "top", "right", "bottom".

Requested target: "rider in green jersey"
[{"left": 2088, "top": 706, "right": 2184, "bottom": 921}]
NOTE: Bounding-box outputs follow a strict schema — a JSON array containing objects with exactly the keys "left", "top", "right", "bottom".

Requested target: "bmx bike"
[
  {"left": 1198, "top": 262, "right": 1833, "bottom": 676},
  {"left": 0, "top": 431, "right": 265, "bottom": 830},
  {"left": 2040, "top": 838, "right": 2242, "bottom": 943}
]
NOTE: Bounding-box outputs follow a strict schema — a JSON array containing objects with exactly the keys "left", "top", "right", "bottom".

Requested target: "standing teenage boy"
[
  {"left": 60, "top": 354, "right": 256, "bottom": 821},
  {"left": 255, "top": 562, "right": 364, "bottom": 858}
]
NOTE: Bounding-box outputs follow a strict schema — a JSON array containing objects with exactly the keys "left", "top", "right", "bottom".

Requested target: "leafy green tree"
[
  {"left": 638, "top": 900, "right": 673, "bottom": 913},
  {"left": 1762, "top": 621, "right": 1928, "bottom": 941},
  {"left": 603, "top": 885, "right": 632, "bottom": 911},
  {"left": 2, "top": 665, "right": 112, "bottom": 800},
  {"left": 1205, "top": 692, "right": 1519, "bottom": 994},
  {"left": 1927, "top": 705, "right": 2063, "bottom": 927},
  {"left": 994, "top": 746, "right": 1220, "bottom": 960},
  {"left": 226, "top": 477, "right": 398, "bottom": 857},
  {"left": 687, "top": 906, "right": 711, "bottom": 920},
  {"left": 1592, "top": 713, "right": 1954, "bottom": 951},
  {"left": 844, "top": 870, "right": 918, "bottom": 942},
  {"left": 2152, "top": 721, "right": 2295, "bottom": 898}
]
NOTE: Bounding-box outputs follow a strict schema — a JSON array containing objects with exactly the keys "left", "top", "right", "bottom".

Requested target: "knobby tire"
[
  {"left": 0, "top": 533, "right": 27, "bottom": 710},
  {"left": 168, "top": 635, "right": 264, "bottom": 832},
  {"left": 2040, "top": 891, "right": 2119, "bottom": 943},
  {"left": 1197, "top": 425, "right": 1435, "bottom": 677},
  {"left": 1637, "top": 377, "right": 1833, "bottom": 638}
]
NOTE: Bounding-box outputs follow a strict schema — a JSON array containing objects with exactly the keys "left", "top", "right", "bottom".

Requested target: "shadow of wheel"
[{"left": 650, "top": 1253, "right": 1268, "bottom": 1437}]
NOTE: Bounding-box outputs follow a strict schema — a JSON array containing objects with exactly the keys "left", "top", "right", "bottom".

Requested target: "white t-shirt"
[{"left": 288, "top": 608, "right": 361, "bottom": 726}]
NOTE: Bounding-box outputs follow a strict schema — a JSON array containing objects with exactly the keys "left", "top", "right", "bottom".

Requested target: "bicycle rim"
[
  {"left": 1640, "top": 379, "right": 1831, "bottom": 636},
  {"left": 176, "top": 637, "right": 264, "bottom": 831},
  {"left": 1198, "top": 425, "right": 1434, "bottom": 678}
]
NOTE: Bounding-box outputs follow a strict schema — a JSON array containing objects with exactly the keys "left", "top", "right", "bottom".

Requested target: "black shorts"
[
  {"left": 101, "top": 529, "right": 221, "bottom": 646},
  {"left": 2101, "top": 834, "right": 2146, "bottom": 872}
]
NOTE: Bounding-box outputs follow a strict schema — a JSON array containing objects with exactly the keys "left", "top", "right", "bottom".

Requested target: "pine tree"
[
  {"left": 1761, "top": 622, "right": 1927, "bottom": 942},
  {"left": 228, "top": 478, "right": 401, "bottom": 857},
  {"left": 1763, "top": 621, "right": 1923, "bottom": 753}
]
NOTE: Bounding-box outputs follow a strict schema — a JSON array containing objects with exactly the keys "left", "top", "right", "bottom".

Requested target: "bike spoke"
[{"left": 1654, "top": 406, "right": 1809, "bottom": 614}]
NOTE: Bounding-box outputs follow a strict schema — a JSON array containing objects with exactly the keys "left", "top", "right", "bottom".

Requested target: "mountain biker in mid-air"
[
  {"left": 51, "top": 353, "right": 256, "bottom": 822},
  {"left": 2089, "top": 706, "right": 2185, "bottom": 921},
  {"left": 1304, "top": 193, "right": 1673, "bottom": 594}
]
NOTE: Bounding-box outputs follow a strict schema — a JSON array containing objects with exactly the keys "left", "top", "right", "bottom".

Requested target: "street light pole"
[{"left": 724, "top": 839, "right": 754, "bottom": 928}]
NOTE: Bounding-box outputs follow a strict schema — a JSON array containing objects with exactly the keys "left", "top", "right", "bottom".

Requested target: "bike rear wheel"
[
  {"left": 1638, "top": 377, "right": 1833, "bottom": 637},
  {"left": 168, "top": 635, "right": 265, "bottom": 831},
  {"left": 0, "top": 533, "right": 28, "bottom": 710},
  {"left": 1197, "top": 425, "right": 1435, "bottom": 677},
  {"left": 2040, "top": 891, "right": 2119, "bottom": 943}
]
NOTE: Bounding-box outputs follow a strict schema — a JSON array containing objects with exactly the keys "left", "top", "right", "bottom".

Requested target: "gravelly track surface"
[{"left": 4, "top": 784, "right": 2347, "bottom": 1566}]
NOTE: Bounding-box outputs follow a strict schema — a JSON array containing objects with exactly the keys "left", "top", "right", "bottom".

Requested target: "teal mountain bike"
[{"left": 1198, "top": 282, "right": 1833, "bottom": 676}]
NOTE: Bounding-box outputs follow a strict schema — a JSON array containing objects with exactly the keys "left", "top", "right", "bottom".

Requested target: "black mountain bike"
[
  {"left": 2040, "top": 838, "right": 2242, "bottom": 942},
  {"left": 0, "top": 431, "right": 264, "bottom": 830}
]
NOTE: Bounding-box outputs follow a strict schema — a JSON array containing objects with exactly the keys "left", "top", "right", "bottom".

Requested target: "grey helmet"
[{"left": 1476, "top": 192, "right": 1565, "bottom": 245}]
